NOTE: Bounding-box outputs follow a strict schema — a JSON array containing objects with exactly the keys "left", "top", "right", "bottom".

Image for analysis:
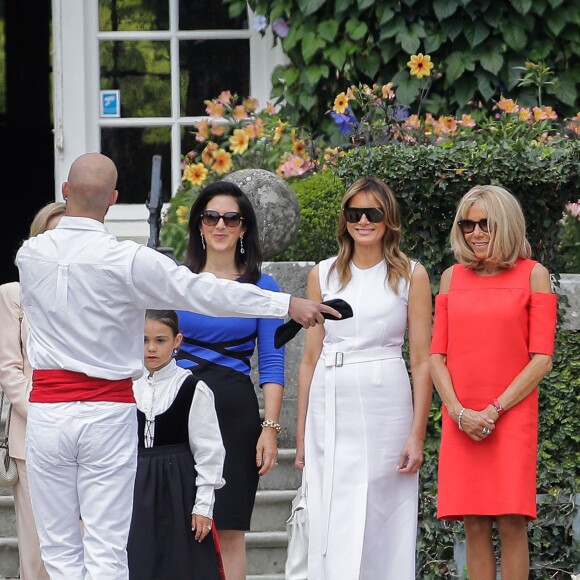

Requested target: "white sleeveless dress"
[{"left": 304, "top": 257, "right": 419, "bottom": 580}]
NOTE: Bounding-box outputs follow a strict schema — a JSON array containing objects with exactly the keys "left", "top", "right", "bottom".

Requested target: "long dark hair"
[{"left": 184, "top": 181, "right": 262, "bottom": 283}]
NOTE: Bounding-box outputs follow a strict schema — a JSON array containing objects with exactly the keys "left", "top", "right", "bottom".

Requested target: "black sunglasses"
[
  {"left": 200, "top": 210, "right": 244, "bottom": 227},
  {"left": 457, "top": 219, "right": 489, "bottom": 234},
  {"left": 343, "top": 207, "right": 385, "bottom": 223}
]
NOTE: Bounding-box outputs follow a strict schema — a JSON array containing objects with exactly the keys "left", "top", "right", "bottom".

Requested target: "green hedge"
[
  {"left": 417, "top": 329, "right": 579, "bottom": 578},
  {"left": 274, "top": 139, "right": 580, "bottom": 287}
]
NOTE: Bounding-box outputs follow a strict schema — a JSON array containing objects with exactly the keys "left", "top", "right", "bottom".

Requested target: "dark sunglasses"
[
  {"left": 343, "top": 207, "right": 385, "bottom": 223},
  {"left": 457, "top": 219, "right": 489, "bottom": 234},
  {"left": 200, "top": 210, "right": 244, "bottom": 227}
]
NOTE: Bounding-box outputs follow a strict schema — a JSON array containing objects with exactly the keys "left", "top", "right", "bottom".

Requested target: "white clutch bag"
[{"left": 285, "top": 469, "right": 308, "bottom": 580}]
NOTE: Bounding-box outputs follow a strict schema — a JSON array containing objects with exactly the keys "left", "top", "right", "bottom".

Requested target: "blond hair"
[
  {"left": 330, "top": 176, "right": 410, "bottom": 293},
  {"left": 450, "top": 185, "right": 531, "bottom": 270},
  {"left": 29, "top": 202, "right": 67, "bottom": 238}
]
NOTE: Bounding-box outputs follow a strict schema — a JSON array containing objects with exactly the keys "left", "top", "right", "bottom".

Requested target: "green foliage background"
[
  {"left": 225, "top": 0, "right": 580, "bottom": 139},
  {"left": 276, "top": 139, "right": 580, "bottom": 285}
]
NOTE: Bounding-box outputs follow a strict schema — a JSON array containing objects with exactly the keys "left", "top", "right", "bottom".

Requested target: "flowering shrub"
[
  {"left": 180, "top": 90, "right": 315, "bottom": 194},
  {"left": 327, "top": 55, "right": 580, "bottom": 149}
]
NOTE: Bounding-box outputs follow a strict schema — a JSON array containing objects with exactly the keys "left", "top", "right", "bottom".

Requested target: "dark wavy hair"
[{"left": 184, "top": 181, "right": 262, "bottom": 284}]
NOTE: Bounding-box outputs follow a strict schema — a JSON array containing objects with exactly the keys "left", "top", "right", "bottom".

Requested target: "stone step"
[
  {"left": 250, "top": 489, "right": 295, "bottom": 532},
  {"left": 0, "top": 497, "right": 16, "bottom": 537},
  {"left": 245, "top": 531, "right": 288, "bottom": 577},
  {"left": 0, "top": 537, "right": 19, "bottom": 579}
]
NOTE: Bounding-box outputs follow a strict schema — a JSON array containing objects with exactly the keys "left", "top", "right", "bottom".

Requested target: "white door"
[{"left": 53, "top": 0, "right": 283, "bottom": 242}]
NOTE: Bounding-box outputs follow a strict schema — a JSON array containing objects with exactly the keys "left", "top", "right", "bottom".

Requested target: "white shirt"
[
  {"left": 132, "top": 360, "right": 225, "bottom": 518},
  {"left": 16, "top": 217, "right": 290, "bottom": 381}
]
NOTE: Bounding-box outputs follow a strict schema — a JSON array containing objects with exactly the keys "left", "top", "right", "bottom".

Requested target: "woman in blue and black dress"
[{"left": 176, "top": 181, "right": 285, "bottom": 580}]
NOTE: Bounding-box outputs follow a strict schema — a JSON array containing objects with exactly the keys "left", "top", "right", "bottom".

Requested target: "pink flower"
[{"left": 566, "top": 200, "right": 580, "bottom": 219}]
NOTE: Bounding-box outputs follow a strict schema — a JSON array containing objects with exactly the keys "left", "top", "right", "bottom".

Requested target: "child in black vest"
[{"left": 127, "top": 309, "right": 225, "bottom": 579}]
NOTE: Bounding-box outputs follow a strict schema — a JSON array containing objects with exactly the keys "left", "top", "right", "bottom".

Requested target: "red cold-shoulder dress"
[{"left": 431, "top": 259, "right": 557, "bottom": 520}]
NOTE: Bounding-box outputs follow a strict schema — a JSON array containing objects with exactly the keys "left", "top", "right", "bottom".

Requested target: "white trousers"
[{"left": 25, "top": 402, "right": 137, "bottom": 580}]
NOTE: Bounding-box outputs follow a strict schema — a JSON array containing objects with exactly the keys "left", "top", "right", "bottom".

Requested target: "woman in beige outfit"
[{"left": 0, "top": 202, "right": 65, "bottom": 579}]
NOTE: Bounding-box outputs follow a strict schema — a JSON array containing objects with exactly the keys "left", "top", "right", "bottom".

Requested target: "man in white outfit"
[{"left": 16, "top": 152, "right": 339, "bottom": 580}]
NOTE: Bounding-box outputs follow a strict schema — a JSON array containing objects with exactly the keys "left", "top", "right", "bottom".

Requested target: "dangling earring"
[
  {"left": 200, "top": 232, "right": 206, "bottom": 251},
  {"left": 239, "top": 236, "right": 245, "bottom": 254},
  {"left": 173, "top": 348, "right": 178, "bottom": 356}
]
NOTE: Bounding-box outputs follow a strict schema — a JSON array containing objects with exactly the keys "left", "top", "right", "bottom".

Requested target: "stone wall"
[{"left": 253, "top": 264, "right": 580, "bottom": 449}]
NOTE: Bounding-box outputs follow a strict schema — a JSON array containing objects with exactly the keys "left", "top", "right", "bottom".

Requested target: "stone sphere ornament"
[{"left": 224, "top": 169, "right": 300, "bottom": 259}]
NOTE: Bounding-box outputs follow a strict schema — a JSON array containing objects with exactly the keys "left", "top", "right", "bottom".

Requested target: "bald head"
[{"left": 63, "top": 153, "right": 119, "bottom": 220}]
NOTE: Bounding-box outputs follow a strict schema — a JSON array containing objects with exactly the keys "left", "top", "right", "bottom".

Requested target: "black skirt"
[
  {"left": 193, "top": 363, "right": 262, "bottom": 531},
  {"left": 127, "top": 443, "right": 220, "bottom": 580}
]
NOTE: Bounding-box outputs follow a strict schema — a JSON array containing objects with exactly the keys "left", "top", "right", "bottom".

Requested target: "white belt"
[
  {"left": 319, "top": 346, "right": 402, "bottom": 555},
  {"left": 322, "top": 346, "right": 402, "bottom": 367}
]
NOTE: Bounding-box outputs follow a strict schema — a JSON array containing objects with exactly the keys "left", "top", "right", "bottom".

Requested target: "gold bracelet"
[{"left": 261, "top": 419, "right": 282, "bottom": 435}]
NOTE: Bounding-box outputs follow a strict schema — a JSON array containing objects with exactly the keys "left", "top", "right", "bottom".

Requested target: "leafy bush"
[
  {"left": 224, "top": 0, "right": 580, "bottom": 137},
  {"left": 275, "top": 171, "right": 343, "bottom": 263},
  {"left": 322, "top": 139, "right": 579, "bottom": 287}
]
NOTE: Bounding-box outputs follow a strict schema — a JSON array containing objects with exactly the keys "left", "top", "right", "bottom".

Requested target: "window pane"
[
  {"left": 179, "top": 2, "right": 247, "bottom": 30},
  {"left": 101, "top": 127, "right": 172, "bottom": 204},
  {"left": 100, "top": 40, "right": 171, "bottom": 118},
  {"left": 99, "top": 0, "right": 169, "bottom": 32},
  {"left": 180, "top": 39, "right": 250, "bottom": 116}
]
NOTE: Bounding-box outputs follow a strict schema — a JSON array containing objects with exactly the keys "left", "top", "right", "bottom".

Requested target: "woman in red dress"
[{"left": 430, "top": 185, "right": 557, "bottom": 579}]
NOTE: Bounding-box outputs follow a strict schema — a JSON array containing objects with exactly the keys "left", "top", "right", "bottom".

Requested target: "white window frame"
[{"left": 52, "top": 0, "right": 285, "bottom": 241}]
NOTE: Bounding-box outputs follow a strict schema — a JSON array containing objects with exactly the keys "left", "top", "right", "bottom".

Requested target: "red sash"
[{"left": 31, "top": 369, "right": 135, "bottom": 403}]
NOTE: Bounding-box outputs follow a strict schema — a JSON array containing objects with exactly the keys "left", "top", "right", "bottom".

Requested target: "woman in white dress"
[{"left": 295, "top": 176, "right": 433, "bottom": 579}]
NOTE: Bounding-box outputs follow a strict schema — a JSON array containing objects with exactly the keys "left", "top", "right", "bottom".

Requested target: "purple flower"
[
  {"left": 392, "top": 105, "right": 410, "bottom": 121},
  {"left": 330, "top": 107, "right": 359, "bottom": 135},
  {"left": 253, "top": 15, "right": 268, "bottom": 32},
  {"left": 272, "top": 18, "right": 290, "bottom": 39}
]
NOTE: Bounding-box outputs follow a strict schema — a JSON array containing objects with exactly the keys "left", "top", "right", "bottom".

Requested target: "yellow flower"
[
  {"left": 273, "top": 119, "right": 288, "bottom": 144},
  {"left": 438, "top": 115, "right": 457, "bottom": 133},
  {"left": 205, "top": 99, "right": 225, "bottom": 118},
  {"left": 182, "top": 162, "right": 208, "bottom": 186},
  {"left": 232, "top": 105, "right": 249, "bottom": 122},
  {"left": 212, "top": 149, "right": 233, "bottom": 175},
  {"left": 333, "top": 92, "right": 349, "bottom": 114},
  {"left": 201, "top": 142, "right": 219, "bottom": 166},
  {"left": 247, "top": 118, "right": 265, "bottom": 138},
  {"left": 229, "top": 128, "right": 250, "bottom": 154},
  {"left": 210, "top": 124, "right": 226, "bottom": 137},
  {"left": 292, "top": 138, "right": 306, "bottom": 156},
  {"left": 176, "top": 205, "right": 189, "bottom": 225},
  {"left": 194, "top": 119, "right": 210, "bottom": 142},
  {"left": 497, "top": 96, "right": 519, "bottom": 113},
  {"left": 404, "top": 114, "right": 421, "bottom": 129},
  {"left": 459, "top": 114, "right": 476, "bottom": 128},
  {"left": 407, "top": 53, "right": 434, "bottom": 79},
  {"left": 216, "top": 90, "right": 232, "bottom": 105},
  {"left": 243, "top": 97, "right": 260, "bottom": 112}
]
